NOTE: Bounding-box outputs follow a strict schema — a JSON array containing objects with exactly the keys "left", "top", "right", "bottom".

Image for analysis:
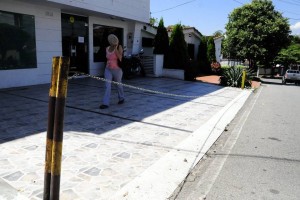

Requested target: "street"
[{"left": 172, "top": 78, "right": 300, "bottom": 200}]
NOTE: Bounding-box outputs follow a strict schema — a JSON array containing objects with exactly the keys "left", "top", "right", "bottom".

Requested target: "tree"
[
  {"left": 153, "top": 18, "right": 169, "bottom": 55},
  {"left": 213, "top": 30, "right": 224, "bottom": 38},
  {"left": 207, "top": 36, "right": 216, "bottom": 63},
  {"left": 168, "top": 23, "right": 189, "bottom": 69},
  {"left": 197, "top": 36, "right": 210, "bottom": 73},
  {"left": 225, "top": 0, "right": 290, "bottom": 70},
  {"left": 150, "top": 17, "right": 158, "bottom": 27},
  {"left": 275, "top": 35, "right": 300, "bottom": 70}
]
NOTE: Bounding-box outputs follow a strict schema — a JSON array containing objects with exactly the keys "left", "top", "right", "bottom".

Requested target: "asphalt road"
[{"left": 171, "top": 78, "right": 300, "bottom": 200}]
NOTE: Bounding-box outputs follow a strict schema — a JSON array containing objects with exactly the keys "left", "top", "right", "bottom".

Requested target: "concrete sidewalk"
[{"left": 0, "top": 76, "right": 252, "bottom": 200}]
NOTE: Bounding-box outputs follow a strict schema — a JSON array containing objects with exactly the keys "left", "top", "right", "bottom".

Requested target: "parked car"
[{"left": 282, "top": 69, "right": 300, "bottom": 85}]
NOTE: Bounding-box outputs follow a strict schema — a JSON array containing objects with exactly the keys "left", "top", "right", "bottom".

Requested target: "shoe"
[
  {"left": 118, "top": 99, "right": 125, "bottom": 104},
  {"left": 99, "top": 105, "right": 109, "bottom": 109}
]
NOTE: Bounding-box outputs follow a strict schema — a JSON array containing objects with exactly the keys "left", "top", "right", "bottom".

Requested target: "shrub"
[
  {"left": 185, "top": 60, "right": 200, "bottom": 81},
  {"left": 197, "top": 36, "right": 211, "bottom": 73},
  {"left": 207, "top": 37, "right": 216, "bottom": 63},
  {"left": 153, "top": 18, "right": 169, "bottom": 55},
  {"left": 220, "top": 66, "right": 253, "bottom": 87},
  {"left": 211, "top": 62, "right": 221, "bottom": 74},
  {"left": 167, "top": 24, "right": 189, "bottom": 69}
]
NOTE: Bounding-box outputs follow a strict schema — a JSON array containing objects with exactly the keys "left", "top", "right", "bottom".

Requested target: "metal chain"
[{"left": 68, "top": 72, "right": 210, "bottom": 98}]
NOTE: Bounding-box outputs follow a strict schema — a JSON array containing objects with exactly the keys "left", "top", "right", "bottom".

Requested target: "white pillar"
[
  {"left": 132, "top": 23, "right": 143, "bottom": 54},
  {"left": 154, "top": 54, "right": 164, "bottom": 77}
]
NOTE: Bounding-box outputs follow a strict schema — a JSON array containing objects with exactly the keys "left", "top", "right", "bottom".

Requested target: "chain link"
[{"left": 68, "top": 72, "right": 208, "bottom": 98}]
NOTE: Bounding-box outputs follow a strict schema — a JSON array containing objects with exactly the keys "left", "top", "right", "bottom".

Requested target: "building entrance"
[{"left": 61, "top": 13, "right": 89, "bottom": 74}]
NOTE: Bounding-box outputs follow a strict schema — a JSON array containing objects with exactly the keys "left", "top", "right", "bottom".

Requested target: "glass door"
[{"left": 61, "top": 13, "right": 89, "bottom": 74}]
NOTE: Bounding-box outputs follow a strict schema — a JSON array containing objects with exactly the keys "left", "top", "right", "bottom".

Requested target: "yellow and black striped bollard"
[{"left": 43, "top": 57, "right": 69, "bottom": 200}]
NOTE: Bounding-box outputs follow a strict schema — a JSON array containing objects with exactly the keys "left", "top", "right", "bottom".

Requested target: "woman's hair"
[{"left": 108, "top": 34, "right": 119, "bottom": 45}]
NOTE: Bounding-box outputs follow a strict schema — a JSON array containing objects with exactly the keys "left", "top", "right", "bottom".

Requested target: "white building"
[
  {"left": 183, "top": 27, "right": 202, "bottom": 60},
  {"left": 0, "top": 0, "right": 150, "bottom": 89},
  {"left": 167, "top": 26, "right": 202, "bottom": 61}
]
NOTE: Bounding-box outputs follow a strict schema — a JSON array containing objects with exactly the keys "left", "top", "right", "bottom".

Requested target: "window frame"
[{"left": 0, "top": 10, "right": 37, "bottom": 70}]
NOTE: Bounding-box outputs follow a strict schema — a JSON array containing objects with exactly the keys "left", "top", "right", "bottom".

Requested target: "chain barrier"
[{"left": 68, "top": 72, "right": 209, "bottom": 98}]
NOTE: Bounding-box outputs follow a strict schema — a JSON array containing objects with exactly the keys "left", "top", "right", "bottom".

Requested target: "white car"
[{"left": 282, "top": 69, "right": 300, "bottom": 85}]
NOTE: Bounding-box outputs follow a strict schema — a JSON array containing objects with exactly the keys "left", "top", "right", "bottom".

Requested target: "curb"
[{"left": 111, "top": 89, "right": 252, "bottom": 200}]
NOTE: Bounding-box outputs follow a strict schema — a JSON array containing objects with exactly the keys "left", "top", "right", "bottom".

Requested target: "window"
[
  {"left": 142, "top": 37, "right": 153, "bottom": 47},
  {"left": 0, "top": 10, "right": 37, "bottom": 70},
  {"left": 188, "top": 43, "right": 195, "bottom": 60},
  {"left": 93, "top": 24, "right": 123, "bottom": 62}
]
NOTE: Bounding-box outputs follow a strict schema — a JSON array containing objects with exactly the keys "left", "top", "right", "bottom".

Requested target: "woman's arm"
[{"left": 115, "top": 45, "right": 123, "bottom": 61}]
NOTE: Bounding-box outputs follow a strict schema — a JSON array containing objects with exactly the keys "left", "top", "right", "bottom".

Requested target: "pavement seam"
[{"left": 111, "top": 89, "right": 252, "bottom": 200}]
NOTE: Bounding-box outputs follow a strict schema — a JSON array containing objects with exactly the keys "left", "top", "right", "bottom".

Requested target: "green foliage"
[
  {"left": 291, "top": 35, "right": 300, "bottom": 44},
  {"left": 150, "top": 17, "right": 158, "bottom": 26},
  {"left": 275, "top": 35, "right": 300, "bottom": 69},
  {"left": 153, "top": 18, "right": 169, "bottom": 55},
  {"left": 220, "top": 66, "right": 253, "bottom": 87},
  {"left": 222, "top": 37, "right": 234, "bottom": 59},
  {"left": 168, "top": 24, "right": 189, "bottom": 69},
  {"left": 184, "top": 60, "right": 199, "bottom": 81},
  {"left": 275, "top": 43, "right": 300, "bottom": 68},
  {"left": 197, "top": 36, "right": 210, "bottom": 73},
  {"left": 225, "top": 0, "right": 291, "bottom": 70},
  {"left": 213, "top": 30, "right": 224, "bottom": 38},
  {"left": 207, "top": 37, "right": 216, "bottom": 63}
]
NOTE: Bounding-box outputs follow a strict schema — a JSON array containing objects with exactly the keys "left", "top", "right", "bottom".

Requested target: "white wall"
[
  {"left": 0, "top": 0, "right": 62, "bottom": 89},
  {"left": 88, "top": 17, "right": 133, "bottom": 76},
  {"left": 89, "top": 19, "right": 147, "bottom": 76},
  {"left": 214, "top": 37, "right": 223, "bottom": 63},
  {"left": 48, "top": 0, "right": 150, "bottom": 23},
  {"left": 141, "top": 28, "right": 155, "bottom": 55},
  {"left": 0, "top": 0, "right": 149, "bottom": 88},
  {"left": 183, "top": 30, "right": 201, "bottom": 60},
  {"left": 220, "top": 59, "right": 244, "bottom": 67}
]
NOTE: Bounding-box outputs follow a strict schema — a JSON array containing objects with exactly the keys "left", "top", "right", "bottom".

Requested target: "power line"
[
  {"left": 287, "top": 17, "right": 300, "bottom": 20},
  {"left": 232, "top": 0, "right": 244, "bottom": 5},
  {"left": 151, "top": 0, "right": 197, "bottom": 14},
  {"left": 278, "top": 9, "right": 300, "bottom": 15},
  {"left": 231, "top": 0, "right": 300, "bottom": 19},
  {"left": 277, "top": 0, "right": 300, "bottom": 6}
]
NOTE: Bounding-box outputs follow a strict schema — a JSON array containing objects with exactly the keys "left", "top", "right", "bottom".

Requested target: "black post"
[
  {"left": 43, "top": 57, "right": 60, "bottom": 200},
  {"left": 50, "top": 57, "right": 69, "bottom": 200}
]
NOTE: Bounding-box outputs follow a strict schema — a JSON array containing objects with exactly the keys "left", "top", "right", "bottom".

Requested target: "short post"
[
  {"left": 43, "top": 57, "right": 60, "bottom": 200},
  {"left": 241, "top": 69, "right": 246, "bottom": 89},
  {"left": 43, "top": 57, "right": 69, "bottom": 200},
  {"left": 50, "top": 57, "right": 69, "bottom": 200}
]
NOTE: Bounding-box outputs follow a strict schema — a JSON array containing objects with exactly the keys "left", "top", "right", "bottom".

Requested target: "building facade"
[
  {"left": 167, "top": 26, "right": 202, "bottom": 61},
  {"left": 0, "top": 0, "right": 150, "bottom": 89},
  {"left": 182, "top": 27, "right": 202, "bottom": 61}
]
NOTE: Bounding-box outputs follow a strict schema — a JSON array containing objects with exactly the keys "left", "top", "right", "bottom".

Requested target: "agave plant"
[{"left": 220, "top": 66, "right": 253, "bottom": 87}]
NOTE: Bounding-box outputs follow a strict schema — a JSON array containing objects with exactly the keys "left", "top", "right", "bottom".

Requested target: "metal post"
[
  {"left": 43, "top": 57, "right": 69, "bottom": 200},
  {"left": 50, "top": 57, "right": 69, "bottom": 200},
  {"left": 241, "top": 69, "right": 246, "bottom": 89},
  {"left": 43, "top": 57, "right": 60, "bottom": 200}
]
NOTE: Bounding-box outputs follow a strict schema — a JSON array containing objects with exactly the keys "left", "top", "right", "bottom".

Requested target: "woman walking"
[{"left": 99, "top": 34, "right": 125, "bottom": 109}]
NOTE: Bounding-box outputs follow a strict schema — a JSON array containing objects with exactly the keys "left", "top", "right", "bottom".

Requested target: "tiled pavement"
[{"left": 0, "top": 76, "right": 251, "bottom": 200}]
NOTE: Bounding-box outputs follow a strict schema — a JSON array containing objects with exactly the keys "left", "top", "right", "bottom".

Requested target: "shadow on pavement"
[{"left": 0, "top": 77, "right": 225, "bottom": 144}]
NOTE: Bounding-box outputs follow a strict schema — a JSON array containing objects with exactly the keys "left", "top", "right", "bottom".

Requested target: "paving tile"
[{"left": 0, "top": 76, "right": 244, "bottom": 199}]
